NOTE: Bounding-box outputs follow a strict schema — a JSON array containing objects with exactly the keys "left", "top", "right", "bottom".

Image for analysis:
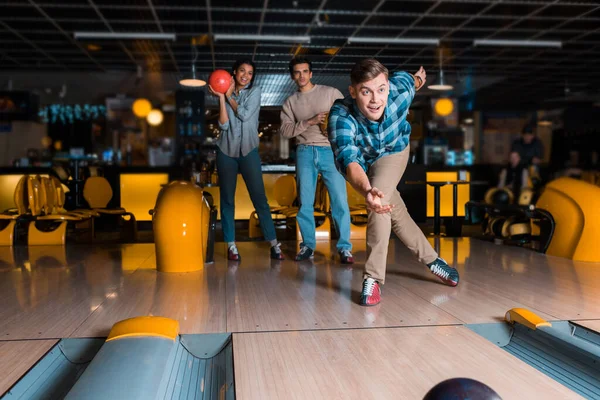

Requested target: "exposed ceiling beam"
[
  {"left": 205, "top": 0, "right": 216, "bottom": 70},
  {"left": 252, "top": 0, "right": 270, "bottom": 62},
  {"left": 87, "top": 0, "right": 139, "bottom": 67},
  {"left": 322, "top": 0, "right": 388, "bottom": 70},
  {"left": 0, "top": 20, "right": 67, "bottom": 69},
  {"left": 146, "top": 0, "right": 180, "bottom": 74},
  {"left": 28, "top": 0, "right": 106, "bottom": 71}
]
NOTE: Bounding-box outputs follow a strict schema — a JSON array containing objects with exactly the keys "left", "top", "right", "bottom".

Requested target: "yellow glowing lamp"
[
  {"left": 132, "top": 98, "right": 152, "bottom": 118},
  {"left": 147, "top": 109, "right": 164, "bottom": 126},
  {"left": 434, "top": 98, "right": 454, "bottom": 117},
  {"left": 41, "top": 136, "right": 53, "bottom": 148}
]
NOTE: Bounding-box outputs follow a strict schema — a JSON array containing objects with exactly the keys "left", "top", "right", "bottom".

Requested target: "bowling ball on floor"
[
  {"left": 492, "top": 189, "right": 511, "bottom": 205},
  {"left": 209, "top": 69, "right": 232, "bottom": 94},
  {"left": 423, "top": 378, "right": 502, "bottom": 400}
]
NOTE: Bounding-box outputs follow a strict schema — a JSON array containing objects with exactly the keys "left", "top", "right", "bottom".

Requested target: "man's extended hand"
[
  {"left": 414, "top": 66, "right": 426, "bottom": 90},
  {"left": 365, "top": 187, "right": 394, "bottom": 214}
]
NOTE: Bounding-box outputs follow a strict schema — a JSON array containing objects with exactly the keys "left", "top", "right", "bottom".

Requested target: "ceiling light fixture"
[
  {"left": 347, "top": 37, "right": 440, "bottom": 46},
  {"left": 428, "top": 49, "right": 453, "bottom": 91},
  {"left": 179, "top": 44, "right": 206, "bottom": 88},
  {"left": 74, "top": 32, "right": 176, "bottom": 41},
  {"left": 473, "top": 39, "right": 562, "bottom": 48},
  {"left": 213, "top": 34, "right": 310, "bottom": 43}
]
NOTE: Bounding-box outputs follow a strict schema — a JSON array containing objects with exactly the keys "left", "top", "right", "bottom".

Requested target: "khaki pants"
[{"left": 365, "top": 147, "right": 438, "bottom": 284}]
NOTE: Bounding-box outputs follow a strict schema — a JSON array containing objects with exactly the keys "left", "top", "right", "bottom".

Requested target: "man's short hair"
[
  {"left": 350, "top": 58, "right": 389, "bottom": 85},
  {"left": 289, "top": 57, "right": 312, "bottom": 75}
]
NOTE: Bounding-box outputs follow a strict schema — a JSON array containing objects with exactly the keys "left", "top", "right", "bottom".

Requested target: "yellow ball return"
[
  {"left": 2, "top": 316, "right": 234, "bottom": 399},
  {"left": 468, "top": 308, "right": 600, "bottom": 398}
]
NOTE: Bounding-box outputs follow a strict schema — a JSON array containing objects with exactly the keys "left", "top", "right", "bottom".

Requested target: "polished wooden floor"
[{"left": 0, "top": 237, "right": 598, "bottom": 398}]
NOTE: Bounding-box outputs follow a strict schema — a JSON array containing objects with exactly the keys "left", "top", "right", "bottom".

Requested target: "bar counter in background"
[{"left": 0, "top": 164, "right": 498, "bottom": 224}]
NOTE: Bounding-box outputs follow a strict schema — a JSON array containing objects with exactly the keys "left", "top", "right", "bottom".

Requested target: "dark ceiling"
[{"left": 1, "top": 0, "right": 599, "bottom": 109}]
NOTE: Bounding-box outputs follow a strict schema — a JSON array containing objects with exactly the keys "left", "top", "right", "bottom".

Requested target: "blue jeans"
[
  {"left": 296, "top": 145, "right": 351, "bottom": 252},
  {"left": 217, "top": 147, "right": 277, "bottom": 243}
]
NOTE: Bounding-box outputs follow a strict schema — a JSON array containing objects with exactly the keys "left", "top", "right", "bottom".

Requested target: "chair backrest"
[
  {"left": 51, "top": 176, "right": 67, "bottom": 209},
  {"left": 27, "top": 176, "right": 43, "bottom": 216},
  {"left": 88, "top": 166, "right": 101, "bottom": 177},
  {"left": 517, "top": 188, "right": 534, "bottom": 206},
  {"left": 52, "top": 165, "right": 70, "bottom": 182},
  {"left": 83, "top": 176, "right": 113, "bottom": 208},
  {"left": 13, "top": 175, "right": 28, "bottom": 215},
  {"left": 272, "top": 175, "right": 296, "bottom": 207},
  {"left": 346, "top": 181, "right": 365, "bottom": 208},
  {"left": 40, "top": 177, "right": 56, "bottom": 214}
]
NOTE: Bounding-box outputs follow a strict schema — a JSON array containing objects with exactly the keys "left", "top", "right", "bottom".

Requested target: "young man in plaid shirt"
[{"left": 328, "top": 58, "right": 459, "bottom": 306}]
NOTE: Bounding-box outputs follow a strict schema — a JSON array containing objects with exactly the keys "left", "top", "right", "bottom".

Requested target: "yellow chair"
[
  {"left": 295, "top": 176, "right": 331, "bottom": 242},
  {"left": 83, "top": 176, "right": 137, "bottom": 241},
  {"left": 0, "top": 175, "right": 28, "bottom": 246},
  {"left": 249, "top": 174, "right": 298, "bottom": 239},
  {"left": 536, "top": 177, "right": 600, "bottom": 262},
  {"left": 345, "top": 181, "right": 367, "bottom": 240},
  {"left": 27, "top": 176, "right": 93, "bottom": 245},
  {"left": 271, "top": 175, "right": 298, "bottom": 214}
]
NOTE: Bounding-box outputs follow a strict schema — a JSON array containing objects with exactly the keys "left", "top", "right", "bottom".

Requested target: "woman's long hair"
[{"left": 231, "top": 59, "right": 257, "bottom": 90}]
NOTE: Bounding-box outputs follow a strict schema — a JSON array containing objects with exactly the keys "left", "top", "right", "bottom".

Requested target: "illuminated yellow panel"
[
  {"left": 120, "top": 173, "right": 169, "bottom": 221},
  {"left": 204, "top": 173, "right": 287, "bottom": 220},
  {"left": 426, "top": 171, "right": 470, "bottom": 217},
  {"left": 107, "top": 316, "right": 179, "bottom": 342},
  {"left": 428, "top": 237, "right": 471, "bottom": 266}
]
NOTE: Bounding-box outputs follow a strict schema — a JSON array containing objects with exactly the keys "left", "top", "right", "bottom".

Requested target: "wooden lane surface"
[
  {"left": 392, "top": 237, "right": 600, "bottom": 322},
  {"left": 233, "top": 326, "right": 582, "bottom": 400},
  {"left": 573, "top": 320, "right": 600, "bottom": 332},
  {"left": 71, "top": 253, "right": 227, "bottom": 337},
  {"left": 224, "top": 241, "right": 460, "bottom": 332},
  {"left": 0, "top": 245, "right": 154, "bottom": 340},
  {"left": 0, "top": 340, "right": 57, "bottom": 395}
]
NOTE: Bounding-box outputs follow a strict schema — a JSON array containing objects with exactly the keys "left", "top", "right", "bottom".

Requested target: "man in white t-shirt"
[{"left": 280, "top": 57, "right": 353, "bottom": 263}]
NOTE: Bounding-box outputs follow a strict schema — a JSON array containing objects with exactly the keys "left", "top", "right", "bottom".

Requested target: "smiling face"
[
  {"left": 349, "top": 72, "right": 389, "bottom": 121},
  {"left": 233, "top": 63, "right": 253, "bottom": 88},
  {"left": 291, "top": 63, "right": 312, "bottom": 90}
]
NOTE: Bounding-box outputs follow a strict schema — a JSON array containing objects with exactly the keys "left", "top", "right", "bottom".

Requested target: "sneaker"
[
  {"left": 339, "top": 249, "right": 354, "bottom": 264},
  {"left": 295, "top": 245, "right": 314, "bottom": 261},
  {"left": 228, "top": 244, "right": 240, "bottom": 261},
  {"left": 270, "top": 242, "right": 285, "bottom": 260},
  {"left": 360, "top": 277, "right": 381, "bottom": 306},
  {"left": 428, "top": 258, "right": 459, "bottom": 287}
]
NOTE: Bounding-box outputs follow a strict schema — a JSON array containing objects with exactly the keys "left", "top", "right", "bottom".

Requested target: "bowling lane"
[
  {"left": 387, "top": 237, "right": 600, "bottom": 322},
  {"left": 233, "top": 326, "right": 582, "bottom": 400},
  {"left": 71, "top": 252, "right": 227, "bottom": 337},
  {"left": 225, "top": 241, "right": 460, "bottom": 332},
  {"left": 572, "top": 320, "right": 600, "bottom": 333},
  {"left": 0, "top": 244, "right": 154, "bottom": 340},
  {"left": 0, "top": 340, "right": 57, "bottom": 395}
]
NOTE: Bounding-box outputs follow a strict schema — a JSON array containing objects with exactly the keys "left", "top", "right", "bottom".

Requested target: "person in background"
[
  {"left": 208, "top": 59, "right": 284, "bottom": 261},
  {"left": 511, "top": 126, "right": 544, "bottom": 167},
  {"left": 280, "top": 57, "right": 354, "bottom": 263},
  {"left": 497, "top": 151, "right": 529, "bottom": 199},
  {"left": 328, "top": 58, "right": 459, "bottom": 307}
]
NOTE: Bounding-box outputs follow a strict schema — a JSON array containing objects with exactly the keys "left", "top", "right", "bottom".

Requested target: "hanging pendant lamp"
[
  {"left": 179, "top": 45, "right": 206, "bottom": 87},
  {"left": 428, "top": 49, "right": 453, "bottom": 91}
]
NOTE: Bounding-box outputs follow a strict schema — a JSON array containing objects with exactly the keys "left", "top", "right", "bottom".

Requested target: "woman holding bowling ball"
[{"left": 207, "top": 59, "right": 284, "bottom": 261}]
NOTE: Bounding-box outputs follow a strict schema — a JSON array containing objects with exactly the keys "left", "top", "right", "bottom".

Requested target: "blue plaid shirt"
[{"left": 328, "top": 71, "right": 416, "bottom": 176}]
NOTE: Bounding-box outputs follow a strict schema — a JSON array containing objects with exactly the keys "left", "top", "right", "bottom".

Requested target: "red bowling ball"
[{"left": 209, "top": 69, "right": 232, "bottom": 94}]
